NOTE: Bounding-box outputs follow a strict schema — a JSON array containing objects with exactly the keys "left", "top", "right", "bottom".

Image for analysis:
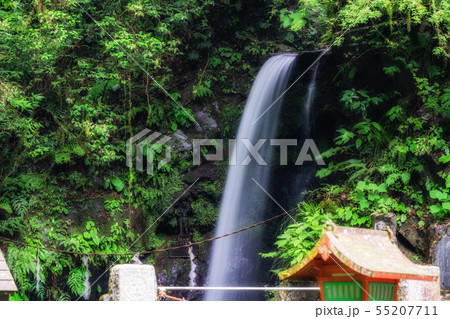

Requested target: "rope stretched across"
[{"left": 0, "top": 207, "right": 297, "bottom": 256}]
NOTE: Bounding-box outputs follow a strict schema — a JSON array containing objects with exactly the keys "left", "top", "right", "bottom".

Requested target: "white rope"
[{"left": 158, "top": 286, "right": 319, "bottom": 291}]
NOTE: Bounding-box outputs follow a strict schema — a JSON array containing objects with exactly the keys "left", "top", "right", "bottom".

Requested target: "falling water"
[
  {"left": 205, "top": 54, "right": 298, "bottom": 301},
  {"left": 82, "top": 255, "right": 90, "bottom": 300},
  {"left": 286, "top": 62, "right": 320, "bottom": 208},
  {"left": 188, "top": 246, "right": 197, "bottom": 287},
  {"left": 303, "top": 63, "right": 319, "bottom": 139}
]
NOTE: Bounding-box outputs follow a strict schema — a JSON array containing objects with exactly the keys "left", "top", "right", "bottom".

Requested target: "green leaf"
[
  {"left": 430, "top": 190, "right": 448, "bottom": 201},
  {"left": 111, "top": 177, "right": 125, "bottom": 192},
  {"left": 92, "top": 235, "right": 100, "bottom": 246},
  {"left": 400, "top": 172, "right": 411, "bottom": 184},
  {"left": 442, "top": 202, "right": 450, "bottom": 211},
  {"left": 429, "top": 204, "right": 442, "bottom": 215},
  {"left": 439, "top": 154, "right": 450, "bottom": 164},
  {"left": 0, "top": 202, "right": 12, "bottom": 214},
  {"left": 377, "top": 183, "right": 387, "bottom": 193}
]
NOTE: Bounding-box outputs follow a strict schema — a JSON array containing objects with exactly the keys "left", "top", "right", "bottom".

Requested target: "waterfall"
[
  {"left": 205, "top": 54, "right": 298, "bottom": 301},
  {"left": 303, "top": 63, "right": 319, "bottom": 139},
  {"left": 188, "top": 246, "right": 197, "bottom": 287},
  {"left": 286, "top": 62, "right": 320, "bottom": 209},
  {"left": 82, "top": 255, "right": 90, "bottom": 300}
]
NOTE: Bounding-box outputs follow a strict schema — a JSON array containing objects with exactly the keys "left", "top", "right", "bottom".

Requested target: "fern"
[
  {"left": 67, "top": 267, "right": 88, "bottom": 296},
  {"left": 58, "top": 293, "right": 71, "bottom": 301},
  {"left": 4, "top": 245, "right": 36, "bottom": 291},
  {"left": 12, "top": 197, "right": 28, "bottom": 216},
  {"left": 0, "top": 216, "right": 24, "bottom": 235}
]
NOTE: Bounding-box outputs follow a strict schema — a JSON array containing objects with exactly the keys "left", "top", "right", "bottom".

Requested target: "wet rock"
[
  {"left": 194, "top": 109, "right": 218, "bottom": 133},
  {"left": 182, "top": 163, "right": 216, "bottom": 183},
  {"left": 154, "top": 235, "right": 212, "bottom": 301},
  {"left": 171, "top": 129, "right": 192, "bottom": 153},
  {"left": 66, "top": 198, "right": 104, "bottom": 222},
  {"left": 155, "top": 258, "right": 197, "bottom": 300},
  {"left": 398, "top": 220, "right": 428, "bottom": 255}
]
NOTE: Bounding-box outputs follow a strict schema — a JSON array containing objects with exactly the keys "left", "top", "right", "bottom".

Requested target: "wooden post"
[
  {"left": 318, "top": 277, "right": 325, "bottom": 301},
  {"left": 362, "top": 279, "right": 369, "bottom": 301}
]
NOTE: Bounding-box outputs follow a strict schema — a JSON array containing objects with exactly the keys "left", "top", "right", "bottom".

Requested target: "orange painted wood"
[
  {"left": 318, "top": 277, "right": 325, "bottom": 301},
  {"left": 362, "top": 278, "right": 369, "bottom": 301}
]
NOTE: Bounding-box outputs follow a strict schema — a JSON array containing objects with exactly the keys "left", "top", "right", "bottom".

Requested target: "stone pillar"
[
  {"left": 397, "top": 266, "right": 441, "bottom": 301},
  {"left": 108, "top": 264, "right": 158, "bottom": 301}
]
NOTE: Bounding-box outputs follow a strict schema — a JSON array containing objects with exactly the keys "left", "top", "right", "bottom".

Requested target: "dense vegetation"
[
  {"left": 265, "top": 0, "right": 450, "bottom": 270},
  {"left": 0, "top": 0, "right": 449, "bottom": 300}
]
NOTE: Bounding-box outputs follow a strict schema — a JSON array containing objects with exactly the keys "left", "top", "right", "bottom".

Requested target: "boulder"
[{"left": 194, "top": 110, "right": 218, "bottom": 133}]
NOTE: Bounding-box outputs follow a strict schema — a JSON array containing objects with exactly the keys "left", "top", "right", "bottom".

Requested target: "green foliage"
[
  {"left": 261, "top": 203, "right": 331, "bottom": 267},
  {"left": 267, "top": 0, "right": 450, "bottom": 274},
  {"left": 273, "top": 0, "right": 450, "bottom": 58},
  {"left": 1, "top": 0, "right": 448, "bottom": 300},
  {"left": 262, "top": 199, "right": 371, "bottom": 269},
  {"left": 220, "top": 103, "right": 244, "bottom": 137},
  {"left": 340, "top": 89, "right": 386, "bottom": 118},
  {"left": 67, "top": 266, "right": 88, "bottom": 296},
  {"left": 190, "top": 197, "right": 218, "bottom": 226},
  {"left": 427, "top": 175, "right": 450, "bottom": 219}
]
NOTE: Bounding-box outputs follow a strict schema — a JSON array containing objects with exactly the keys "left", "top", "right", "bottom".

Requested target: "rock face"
[
  {"left": 397, "top": 266, "right": 441, "bottom": 301},
  {"left": 398, "top": 220, "right": 428, "bottom": 255},
  {"left": 182, "top": 163, "right": 216, "bottom": 183},
  {"left": 108, "top": 264, "right": 157, "bottom": 301},
  {"left": 435, "top": 237, "right": 450, "bottom": 289}
]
